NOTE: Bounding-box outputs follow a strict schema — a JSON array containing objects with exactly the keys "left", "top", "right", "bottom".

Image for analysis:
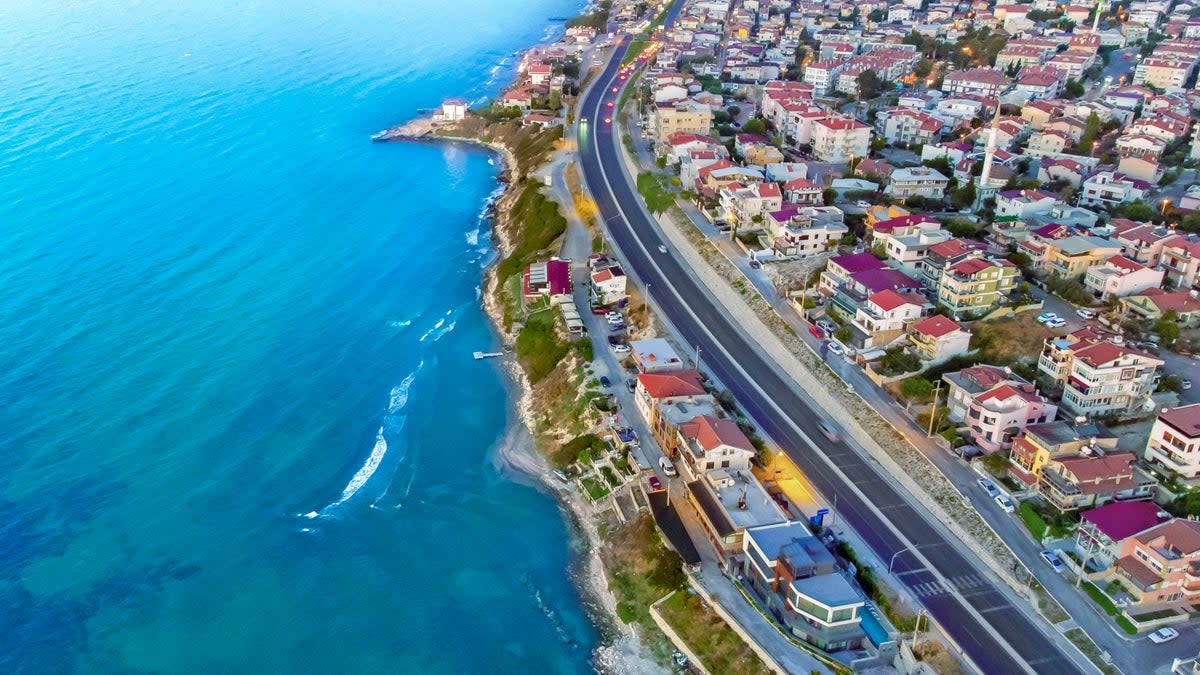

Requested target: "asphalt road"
[{"left": 575, "top": 40, "right": 1089, "bottom": 675}]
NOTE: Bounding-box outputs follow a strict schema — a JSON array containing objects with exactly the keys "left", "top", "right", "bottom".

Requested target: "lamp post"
[
  {"left": 1161, "top": 199, "right": 1171, "bottom": 216},
  {"left": 889, "top": 548, "right": 910, "bottom": 574}
]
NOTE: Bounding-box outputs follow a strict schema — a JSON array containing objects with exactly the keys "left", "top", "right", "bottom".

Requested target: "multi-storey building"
[
  {"left": 1037, "top": 328, "right": 1163, "bottom": 417},
  {"left": 1145, "top": 404, "right": 1200, "bottom": 480},
  {"left": 1084, "top": 255, "right": 1165, "bottom": 301},
  {"left": 1079, "top": 172, "right": 1151, "bottom": 208},
  {"left": 934, "top": 257, "right": 1020, "bottom": 318},
  {"left": 810, "top": 116, "right": 871, "bottom": 163}
]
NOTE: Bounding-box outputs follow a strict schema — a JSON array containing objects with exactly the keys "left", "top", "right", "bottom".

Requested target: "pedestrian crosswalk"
[{"left": 908, "top": 574, "right": 988, "bottom": 598}]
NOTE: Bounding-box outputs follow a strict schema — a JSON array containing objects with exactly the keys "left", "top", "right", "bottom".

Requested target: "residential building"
[
  {"left": 589, "top": 261, "right": 628, "bottom": 305},
  {"left": 848, "top": 289, "right": 930, "bottom": 350},
  {"left": 943, "top": 364, "right": 1027, "bottom": 422},
  {"left": 1075, "top": 501, "right": 1171, "bottom": 572},
  {"left": 1079, "top": 172, "right": 1151, "bottom": 208},
  {"left": 810, "top": 117, "right": 871, "bottom": 163},
  {"left": 765, "top": 206, "right": 849, "bottom": 258},
  {"left": 803, "top": 59, "right": 848, "bottom": 96},
  {"left": 935, "top": 257, "right": 1020, "bottom": 318},
  {"left": 962, "top": 382, "right": 1058, "bottom": 453},
  {"left": 1010, "top": 421, "right": 1157, "bottom": 511},
  {"left": 1145, "top": 404, "right": 1200, "bottom": 479},
  {"left": 1037, "top": 328, "right": 1163, "bottom": 417},
  {"left": 1158, "top": 235, "right": 1200, "bottom": 290},
  {"left": 942, "top": 67, "right": 1009, "bottom": 98},
  {"left": 651, "top": 100, "right": 714, "bottom": 149},
  {"left": 921, "top": 239, "right": 985, "bottom": 291},
  {"left": 630, "top": 338, "right": 685, "bottom": 373},
  {"left": 884, "top": 167, "right": 950, "bottom": 201},
  {"left": 1112, "top": 519, "right": 1200, "bottom": 608},
  {"left": 523, "top": 259, "right": 571, "bottom": 301},
  {"left": 994, "top": 190, "right": 1060, "bottom": 220},
  {"left": 1120, "top": 289, "right": 1200, "bottom": 326},
  {"left": 741, "top": 522, "right": 870, "bottom": 652},
  {"left": 675, "top": 415, "right": 757, "bottom": 480},
  {"left": 1033, "top": 236, "right": 1124, "bottom": 279},
  {"left": 1084, "top": 256, "right": 1165, "bottom": 301},
  {"left": 719, "top": 181, "right": 783, "bottom": 229},
  {"left": 686, "top": 468, "right": 788, "bottom": 557},
  {"left": 875, "top": 107, "right": 943, "bottom": 146},
  {"left": 907, "top": 315, "right": 972, "bottom": 363}
]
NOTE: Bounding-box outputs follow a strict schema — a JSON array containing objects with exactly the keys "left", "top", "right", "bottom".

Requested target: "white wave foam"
[
  {"left": 388, "top": 319, "right": 412, "bottom": 328},
  {"left": 465, "top": 227, "right": 480, "bottom": 246},
  {"left": 336, "top": 426, "right": 390, "bottom": 503},
  {"left": 418, "top": 309, "right": 458, "bottom": 343},
  {"left": 388, "top": 362, "right": 423, "bottom": 414}
]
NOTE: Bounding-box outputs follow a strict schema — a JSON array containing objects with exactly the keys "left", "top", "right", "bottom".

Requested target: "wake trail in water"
[{"left": 418, "top": 308, "right": 459, "bottom": 343}]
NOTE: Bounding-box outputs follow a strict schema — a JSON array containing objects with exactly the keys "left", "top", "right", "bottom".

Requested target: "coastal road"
[{"left": 575, "top": 42, "right": 1091, "bottom": 675}]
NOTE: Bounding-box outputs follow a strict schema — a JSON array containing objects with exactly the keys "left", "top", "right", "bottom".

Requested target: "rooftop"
[
  {"left": 789, "top": 573, "right": 863, "bottom": 608},
  {"left": 688, "top": 469, "right": 787, "bottom": 536},
  {"left": 1081, "top": 501, "right": 1169, "bottom": 542}
]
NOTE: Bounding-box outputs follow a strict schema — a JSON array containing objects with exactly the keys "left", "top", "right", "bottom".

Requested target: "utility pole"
[
  {"left": 694, "top": 344, "right": 702, "bottom": 373},
  {"left": 644, "top": 281, "right": 652, "bottom": 315},
  {"left": 829, "top": 492, "right": 839, "bottom": 528},
  {"left": 910, "top": 607, "right": 926, "bottom": 650},
  {"left": 926, "top": 380, "right": 942, "bottom": 438}
]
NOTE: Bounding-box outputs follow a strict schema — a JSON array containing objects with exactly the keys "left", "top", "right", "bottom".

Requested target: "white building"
[
  {"left": 810, "top": 117, "right": 871, "bottom": 163},
  {"left": 1145, "top": 404, "right": 1200, "bottom": 479}
]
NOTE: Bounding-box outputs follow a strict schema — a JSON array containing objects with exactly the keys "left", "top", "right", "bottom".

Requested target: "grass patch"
[
  {"left": 601, "top": 465, "right": 620, "bottom": 487},
  {"left": 1082, "top": 582, "right": 1138, "bottom": 635},
  {"left": 1064, "top": 628, "right": 1120, "bottom": 675},
  {"left": 658, "top": 591, "right": 772, "bottom": 675},
  {"left": 622, "top": 39, "right": 650, "bottom": 64},
  {"left": 1130, "top": 608, "right": 1177, "bottom": 621},
  {"left": 581, "top": 476, "right": 610, "bottom": 501},
  {"left": 515, "top": 310, "right": 570, "bottom": 384},
  {"left": 551, "top": 433, "right": 607, "bottom": 469},
  {"left": 495, "top": 180, "right": 569, "bottom": 283},
  {"left": 603, "top": 515, "right": 687, "bottom": 629},
  {"left": 969, "top": 312, "right": 1053, "bottom": 373},
  {"left": 1019, "top": 502, "right": 1048, "bottom": 541},
  {"left": 637, "top": 172, "right": 675, "bottom": 214}
]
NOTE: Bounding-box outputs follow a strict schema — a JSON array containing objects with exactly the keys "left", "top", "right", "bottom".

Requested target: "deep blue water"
[{"left": 0, "top": 1, "right": 599, "bottom": 672}]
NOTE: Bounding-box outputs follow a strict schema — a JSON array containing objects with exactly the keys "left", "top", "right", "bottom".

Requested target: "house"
[
  {"left": 1015, "top": 66, "right": 1066, "bottom": 100},
  {"left": 875, "top": 107, "right": 944, "bottom": 146},
  {"left": 1111, "top": 519, "right": 1200, "bottom": 608},
  {"left": 872, "top": 218, "right": 951, "bottom": 272},
  {"left": 1083, "top": 256, "right": 1165, "bottom": 301},
  {"left": 943, "top": 365, "right": 1026, "bottom": 422},
  {"left": 719, "top": 181, "right": 783, "bottom": 229},
  {"left": 1120, "top": 289, "right": 1200, "bottom": 326},
  {"left": 1010, "top": 422, "right": 1156, "bottom": 511},
  {"left": 962, "top": 381, "right": 1058, "bottom": 453},
  {"left": 823, "top": 256, "right": 924, "bottom": 319},
  {"left": 883, "top": 166, "right": 949, "bottom": 201},
  {"left": 744, "top": 143, "right": 786, "bottom": 168},
  {"left": 849, "top": 289, "right": 930, "bottom": 350},
  {"left": 630, "top": 338, "right": 685, "bottom": 373},
  {"left": 523, "top": 259, "right": 571, "bottom": 301},
  {"left": 1145, "top": 404, "right": 1200, "bottom": 479},
  {"left": 1037, "top": 328, "right": 1163, "bottom": 417},
  {"left": 942, "top": 68, "right": 1009, "bottom": 98},
  {"left": 782, "top": 178, "right": 823, "bottom": 206},
  {"left": 1079, "top": 172, "right": 1151, "bottom": 208},
  {"left": 1075, "top": 501, "right": 1171, "bottom": 571},
  {"left": 1033, "top": 236, "right": 1124, "bottom": 279},
  {"left": 803, "top": 59, "right": 848, "bottom": 95},
  {"left": 436, "top": 98, "right": 468, "bottom": 123},
  {"left": 1024, "top": 130, "right": 1072, "bottom": 159},
  {"left": 652, "top": 100, "right": 714, "bottom": 149},
  {"left": 634, "top": 369, "right": 711, "bottom": 431},
  {"left": 995, "top": 190, "right": 1060, "bottom": 220},
  {"left": 1008, "top": 418, "right": 1117, "bottom": 484},
  {"left": 675, "top": 415, "right": 757, "bottom": 480},
  {"left": 921, "top": 239, "right": 986, "bottom": 290},
  {"left": 935, "top": 257, "right": 1021, "bottom": 318},
  {"left": 1158, "top": 235, "right": 1200, "bottom": 290},
  {"left": 686, "top": 468, "right": 788, "bottom": 557},
  {"left": 589, "top": 264, "right": 628, "bottom": 305},
  {"left": 907, "top": 315, "right": 972, "bottom": 363},
  {"left": 1038, "top": 158, "right": 1089, "bottom": 188},
  {"left": 1112, "top": 221, "right": 1172, "bottom": 266},
  {"left": 765, "top": 206, "right": 849, "bottom": 258},
  {"left": 810, "top": 117, "right": 871, "bottom": 163},
  {"left": 1116, "top": 156, "right": 1163, "bottom": 184},
  {"left": 741, "top": 522, "right": 871, "bottom": 652}
]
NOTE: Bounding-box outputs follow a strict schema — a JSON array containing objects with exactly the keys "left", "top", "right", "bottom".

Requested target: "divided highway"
[{"left": 575, "top": 40, "right": 1089, "bottom": 675}]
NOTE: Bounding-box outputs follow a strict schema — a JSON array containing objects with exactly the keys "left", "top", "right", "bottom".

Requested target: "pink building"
[{"left": 964, "top": 383, "right": 1058, "bottom": 453}]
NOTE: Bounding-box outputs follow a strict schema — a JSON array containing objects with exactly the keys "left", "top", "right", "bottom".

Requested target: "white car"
[
  {"left": 1036, "top": 312, "right": 1059, "bottom": 325},
  {"left": 1149, "top": 627, "right": 1179, "bottom": 644},
  {"left": 612, "top": 343, "right": 632, "bottom": 354},
  {"left": 977, "top": 478, "right": 1000, "bottom": 498},
  {"left": 1183, "top": 380, "right": 1193, "bottom": 391},
  {"left": 605, "top": 311, "right": 621, "bottom": 321},
  {"left": 1045, "top": 318, "right": 1067, "bottom": 329},
  {"left": 1040, "top": 550, "right": 1065, "bottom": 573},
  {"left": 855, "top": 200, "right": 871, "bottom": 209},
  {"left": 994, "top": 494, "right": 1015, "bottom": 513},
  {"left": 1075, "top": 308, "right": 1096, "bottom": 319},
  {"left": 827, "top": 341, "right": 845, "bottom": 356},
  {"left": 657, "top": 244, "right": 668, "bottom": 254}
]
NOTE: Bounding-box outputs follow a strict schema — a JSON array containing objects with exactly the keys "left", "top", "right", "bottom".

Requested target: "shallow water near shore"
[{"left": 0, "top": 0, "right": 601, "bottom": 672}]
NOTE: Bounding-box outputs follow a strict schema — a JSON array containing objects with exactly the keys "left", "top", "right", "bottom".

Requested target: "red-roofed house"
[
  {"left": 1112, "top": 519, "right": 1200, "bottom": 608},
  {"left": 908, "top": 315, "right": 972, "bottom": 363},
  {"left": 1038, "top": 328, "right": 1163, "bottom": 416},
  {"left": 635, "top": 369, "right": 713, "bottom": 439},
  {"left": 1083, "top": 255, "right": 1165, "bottom": 301},
  {"left": 523, "top": 259, "right": 572, "bottom": 301},
  {"left": 963, "top": 382, "right": 1058, "bottom": 453},
  {"left": 1146, "top": 404, "right": 1200, "bottom": 479},
  {"left": 934, "top": 257, "right": 1021, "bottom": 318},
  {"left": 810, "top": 116, "right": 871, "bottom": 163},
  {"left": 849, "top": 290, "right": 930, "bottom": 349},
  {"left": 1120, "top": 288, "right": 1200, "bottom": 326},
  {"left": 1075, "top": 502, "right": 1171, "bottom": 571},
  {"left": 676, "top": 415, "right": 757, "bottom": 479},
  {"left": 1038, "top": 451, "right": 1156, "bottom": 512}
]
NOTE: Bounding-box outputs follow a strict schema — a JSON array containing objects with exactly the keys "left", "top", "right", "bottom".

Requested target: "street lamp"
[
  {"left": 1162, "top": 199, "right": 1171, "bottom": 215},
  {"left": 889, "top": 548, "right": 910, "bottom": 574}
]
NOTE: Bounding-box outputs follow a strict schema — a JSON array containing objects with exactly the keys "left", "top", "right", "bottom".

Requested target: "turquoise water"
[{"left": 0, "top": 1, "right": 600, "bottom": 672}]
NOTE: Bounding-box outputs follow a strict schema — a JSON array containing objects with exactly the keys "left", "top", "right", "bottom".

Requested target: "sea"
[{"left": 0, "top": 1, "right": 607, "bottom": 672}]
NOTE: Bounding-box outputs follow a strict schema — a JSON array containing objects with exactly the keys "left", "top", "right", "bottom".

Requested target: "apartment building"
[
  {"left": 849, "top": 289, "right": 929, "bottom": 350},
  {"left": 1084, "top": 255, "right": 1165, "bottom": 301},
  {"left": 875, "top": 107, "right": 944, "bottom": 146},
  {"left": 962, "top": 381, "right": 1058, "bottom": 453},
  {"left": 1038, "top": 328, "right": 1163, "bottom": 417},
  {"left": 941, "top": 67, "right": 1010, "bottom": 98},
  {"left": 810, "top": 116, "right": 871, "bottom": 163},
  {"left": 884, "top": 167, "right": 950, "bottom": 200},
  {"left": 1145, "top": 404, "right": 1200, "bottom": 479},
  {"left": 651, "top": 100, "right": 714, "bottom": 149},
  {"left": 935, "top": 257, "right": 1020, "bottom": 318},
  {"left": 1113, "top": 519, "right": 1200, "bottom": 608}
]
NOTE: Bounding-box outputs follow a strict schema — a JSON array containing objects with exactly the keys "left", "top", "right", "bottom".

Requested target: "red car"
[
  {"left": 607, "top": 101, "right": 614, "bottom": 108},
  {"left": 647, "top": 476, "right": 662, "bottom": 492},
  {"left": 809, "top": 325, "right": 825, "bottom": 339}
]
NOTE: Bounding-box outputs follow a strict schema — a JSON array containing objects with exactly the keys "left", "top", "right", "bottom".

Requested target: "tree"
[
  {"left": 868, "top": 8, "right": 886, "bottom": 22},
  {"left": 879, "top": 348, "right": 922, "bottom": 376},
  {"left": 914, "top": 58, "right": 934, "bottom": 80},
  {"left": 1008, "top": 250, "right": 1033, "bottom": 270},
  {"left": 1064, "top": 79, "right": 1085, "bottom": 99},
  {"left": 857, "top": 69, "right": 882, "bottom": 100},
  {"left": 822, "top": 187, "right": 838, "bottom": 205},
  {"left": 901, "top": 376, "right": 935, "bottom": 401},
  {"left": 950, "top": 181, "right": 976, "bottom": 209},
  {"left": 1157, "top": 311, "right": 1181, "bottom": 344},
  {"left": 1076, "top": 112, "right": 1100, "bottom": 153},
  {"left": 1110, "top": 200, "right": 1158, "bottom": 222},
  {"left": 742, "top": 118, "right": 767, "bottom": 135}
]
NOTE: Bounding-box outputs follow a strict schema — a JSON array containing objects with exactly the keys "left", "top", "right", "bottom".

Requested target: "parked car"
[
  {"left": 1075, "top": 308, "right": 1096, "bottom": 319},
  {"left": 1036, "top": 312, "right": 1059, "bottom": 325},
  {"left": 977, "top": 478, "right": 1000, "bottom": 498},
  {"left": 657, "top": 244, "right": 668, "bottom": 254},
  {"left": 607, "top": 335, "right": 620, "bottom": 346},
  {"left": 647, "top": 476, "right": 662, "bottom": 492},
  {"left": 809, "top": 325, "right": 825, "bottom": 339},
  {"left": 749, "top": 260, "right": 761, "bottom": 269},
  {"left": 659, "top": 456, "right": 677, "bottom": 476},
  {"left": 612, "top": 343, "right": 632, "bottom": 354},
  {"left": 605, "top": 311, "right": 621, "bottom": 321},
  {"left": 816, "top": 319, "right": 836, "bottom": 333},
  {"left": 1045, "top": 318, "right": 1067, "bottom": 329},
  {"left": 994, "top": 494, "right": 1015, "bottom": 513},
  {"left": 818, "top": 420, "right": 840, "bottom": 441},
  {"left": 591, "top": 307, "right": 608, "bottom": 315},
  {"left": 827, "top": 341, "right": 845, "bottom": 356},
  {"left": 855, "top": 200, "right": 871, "bottom": 209},
  {"left": 1149, "top": 627, "right": 1179, "bottom": 644},
  {"left": 599, "top": 376, "right": 611, "bottom": 388},
  {"left": 1184, "top": 380, "right": 1193, "bottom": 391},
  {"left": 1040, "top": 550, "right": 1065, "bottom": 573}
]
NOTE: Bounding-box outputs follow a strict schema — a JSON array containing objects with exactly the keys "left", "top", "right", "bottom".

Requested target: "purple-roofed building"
[{"left": 1075, "top": 501, "right": 1171, "bottom": 571}]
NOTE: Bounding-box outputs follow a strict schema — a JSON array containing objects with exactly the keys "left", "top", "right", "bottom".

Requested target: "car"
[
  {"left": 605, "top": 311, "right": 621, "bottom": 320},
  {"left": 620, "top": 74, "right": 627, "bottom": 81},
  {"left": 1149, "top": 627, "right": 1179, "bottom": 644},
  {"left": 591, "top": 307, "right": 608, "bottom": 315},
  {"left": 816, "top": 319, "right": 836, "bottom": 333},
  {"left": 818, "top": 420, "right": 840, "bottom": 441},
  {"left": 1040, "top": 550, "right": 1065, "bottom": 573},
  {"left": 1075, "top": 308, "right": 1096, "bottom": 319},
  {"left": 659, "top": 456, "right": 677, "bottom": 476},
  {"left": 611, "top": 86, "right": 619, "bottom": 93},
  {"left": 749, "top": 260, "right": 761, "bottom": 269},
  {"left": 599, "top": 376, "right": 611, "bottom": 388},
  {"left": 855, "top": 200, "right": 871, "bottom": 209},
  {"left": 1122, "top": 53, "right": 1132, "bottom": 61},
  {"left": 827, "top": 341, "right": 845, "bottom": 356},
  {"left": 1036, "top": 312, "right": 1059, "bottom": 324},
  {"left": 977, "top": 478, "right": 1000, "bottom": 498},
  {"left": 1184, "top": 380, "right": 1193, "bottom": 390},
  {"left": 604, "top": 117, "right": 611, "bottom": 123},
  {"left": 647, "top": 476, "right": 662, "bottom": 492},
  {"left": 612, "top": 343, "right": 632, "bottom": 354},
  {"left": 1045, "top": 318, "right": 1067, "bottom": 328},
  {"left": 606, "top": 101, "right": 613, "bottom": 108},
  {"left": 994, "top": 494, "right": 1015, "bottom": 513},
  {"left": 657, "top": 244, "right": 668, "bottom": 254},
  {"left": 809, "top": 325, "right": 825, "bottom": 339},
  {"left": 607, "top": 336, "right": 619, "bottom": 346}
]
